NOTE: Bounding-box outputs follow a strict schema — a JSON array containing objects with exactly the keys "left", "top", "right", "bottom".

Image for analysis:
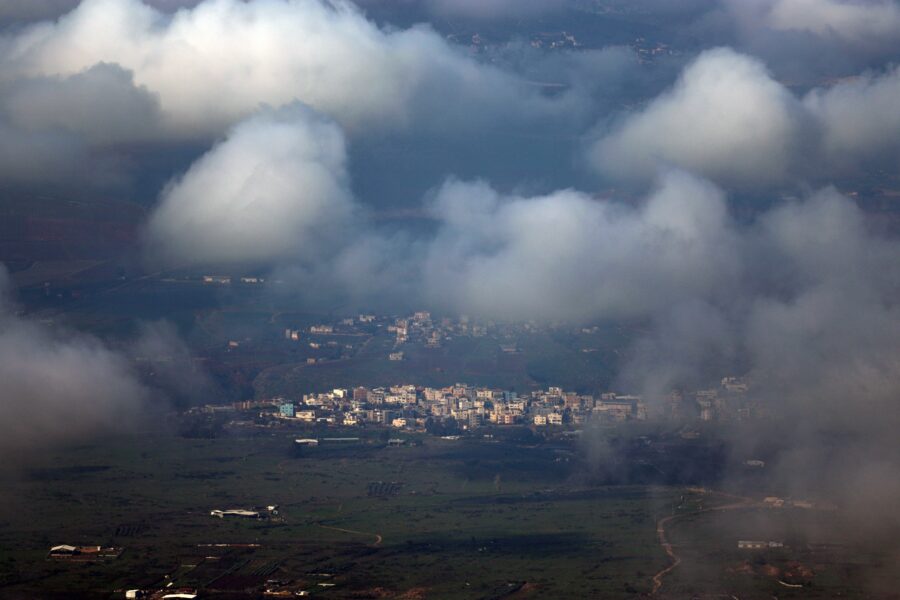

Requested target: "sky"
[{"left": 1, "top": 0, "right": 900, "bottom": 547}]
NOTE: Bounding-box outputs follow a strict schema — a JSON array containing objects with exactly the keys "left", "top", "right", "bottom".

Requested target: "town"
[
  {"left": 198, "top": 307, "right": 762, "bottom": 434},
  {"left": 192, "top": 375, "right": 755, "bottom": 434}
]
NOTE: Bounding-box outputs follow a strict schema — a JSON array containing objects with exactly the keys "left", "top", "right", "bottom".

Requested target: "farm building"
[
  {"left": 738, "top": 540, "right": 784, "bottom": 550},
  {"left": 210, "top": 509, "right": 261, "bottom": 519},
  {"left": 48, "top": 544, "right": 123, "bottom": 560}
]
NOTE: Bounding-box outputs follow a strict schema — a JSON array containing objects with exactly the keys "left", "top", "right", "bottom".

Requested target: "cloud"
[
  {"left": 0, "top": 119, "right": 83, "bottom": 183},
  {"left": 0, "top": 0, "right": 593, "bottom": 195},
  {"left": 0, "top": 0, "right": 80, "bottom": 26},
  {"left": 0, "top": 0, "right": 566, "bottom": 139},
  {"left": 148, "top": 156, "right": 743, "bottom": 323},
  {"left": 590, "top": 45, "right": 900, "bottom": 187},
  {"left": 746, "top": 189, "right": 900, "bottom": 410},
  {"left": 737, "top": 190, "right": 900, "bottom": 525},
  {"left": 421, "top": 170, "right": 739, "bottom": 321},
  {"left": 568, "top": 183, "right": 900, "bottom": 533},
  {"left": 2, "top": 62, "right": 164, "bottom": 145},
  {"left": 581, "top": 1, "right": 900, "bottom": 81},
  {"left": 0, "top": 0, "right": 205, "bottom": 25},
  {"left": 804, "top": 64, "right": 900, "bottom": 166},
  {"left": 7, "top": 1, "right": 896, "bottom": 198},
  {"left": 128, "top": 320, "right": 213, "bottom": 406},
  {"left": 765, "top": 0, "right": 900, "bottom": 43},
  {"left": 611, "top": 185, "right": 900, "bottom": 389},
  {"left": 404, "top": 174, "right": 900, "bottom": 510},
  {"left": 144, "top": 104, "right": 357, "bottom": 267},
  {"left": 0, "top": 266, "right": 150, "bottom": 457},
  {"left": 590, "top": 47, "right": 805, "bottom": 187},
  {"left": 715, "top": 0, "right": 900, "bottom": 81},
  {"left": 0, "top": 118, "right": 133, "bottom": 189}
]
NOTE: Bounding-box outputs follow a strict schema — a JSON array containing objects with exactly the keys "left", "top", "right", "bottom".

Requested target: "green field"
[
  {"left": 1, "top": 425, "right": 896, "bottom": 599},
  {"left": 0, "top": 429, "right": 675, "bottom": 599}
]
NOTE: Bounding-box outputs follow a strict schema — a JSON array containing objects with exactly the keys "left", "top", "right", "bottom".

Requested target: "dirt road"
[
  {"left": 319, "top": 524, "right": 383, "bottom": 546},
  {"left": 651, "top": 490, "right": 755, "bottom": 594}
]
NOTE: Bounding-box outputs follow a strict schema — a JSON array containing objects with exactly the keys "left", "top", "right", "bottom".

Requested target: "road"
[
  {"left": 319, "top": 524, "right": 383, "bottom": 547},
  {"left": 651, "top": 489, "right": 755, "bottom": 595}
]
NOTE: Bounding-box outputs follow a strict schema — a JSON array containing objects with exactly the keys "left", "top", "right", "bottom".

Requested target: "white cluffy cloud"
[
  {"left": 422, "top": 170, "right": 739, "bottom": 321},
  {"left": 590, "top": 48, "right": 804, "bottom": 186},
  {"left": 0, "top": 0, "right": 560, "bottom": 138},
  {"left": 145, "top": 105, "right": 356, "bottom": 266},
  {"left": 591, "top": 46, "right": 900, "bottom": 187}
]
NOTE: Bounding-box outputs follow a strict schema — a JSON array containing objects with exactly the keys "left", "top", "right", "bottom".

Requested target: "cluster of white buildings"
[
  {"left": 264, "top": 383, "right": 649, "bottom": 431},
  {"left": 202, "top": 374, "right": 756, "bottom": 431},
  {"left": 386, "top": 311, "right": 465, "bottom": 349}
]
